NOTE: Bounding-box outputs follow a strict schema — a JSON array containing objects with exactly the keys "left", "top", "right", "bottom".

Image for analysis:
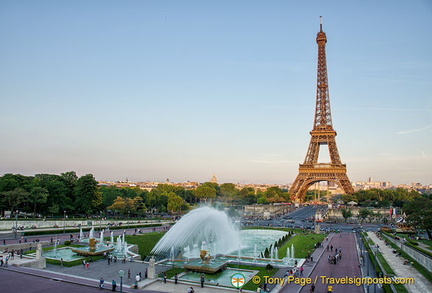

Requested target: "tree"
[
  {"left": 29, "top": 186, "right": 48, "bottom": 217},
  {"left": 219, "top": 183, "right": 238, "bottom": 199},
  {"left": 132, "top": 196, "right": 146, "bottom": 214},
  {"left": 2, "top": 188, "right": 29, "bottom": 213},
  {"left": 358, "top": 208, "right": 370, "bottom": 223},
  {"left": 167, "top": 193, "right": 184, "bottom": 213},
  {"left": 404, "top": 196, "right": 432, "bottom": 239},
  {"left": 74, "top": 174, "right": 101, "bottom": 214},
  {"left": 108, "top": 196, "right": 129, "bottom": 215},
  {"left": 193, "top": 185, "right": 216, "bottom": 202},
  {"left": 341, "top": 208, "right": 352, "bottom": 222}
]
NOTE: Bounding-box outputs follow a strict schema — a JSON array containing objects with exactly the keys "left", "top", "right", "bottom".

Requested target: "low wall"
[
  {"left": 383, "top": 234, "right": 432, "bottom": 271},
  {"left": 0, "top": 219, "right": 162, "bottom": 231},
  {"left": 2, "top": 241, "right": 50, "bottom": 252}
]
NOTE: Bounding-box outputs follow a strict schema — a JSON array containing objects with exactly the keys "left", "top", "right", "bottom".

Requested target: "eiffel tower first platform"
[{"left": 290, "top": 17, "right": 354, "bottom": 202}]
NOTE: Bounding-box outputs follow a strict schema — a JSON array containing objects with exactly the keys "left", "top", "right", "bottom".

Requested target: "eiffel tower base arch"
[{"left": 290, "top": 164, "right": 354, "bottom": 203}]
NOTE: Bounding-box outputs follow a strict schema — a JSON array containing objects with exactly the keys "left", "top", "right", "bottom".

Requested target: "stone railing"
[{"left": 382, "top": 234, "right": 432, "bottom": 271}]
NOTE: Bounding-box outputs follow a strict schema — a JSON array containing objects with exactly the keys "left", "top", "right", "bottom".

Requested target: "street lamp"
[
  {"left": 63, "top": 210, "right": 66, "bottom": 234},
  {"left": 118, "top": 269, "right": 125, "bottom": 293},
  {"left": 15, "top": 210, "right": 18, "bottom": 239},
  {"left": 128, "top": 211, "right": 130, "bottom": 230}
]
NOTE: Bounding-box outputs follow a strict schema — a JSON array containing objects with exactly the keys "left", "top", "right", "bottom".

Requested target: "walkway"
[
  {"left": 275, "top": 234, "right": 334, "bottom": 293},
  {"left": 367, "top": 232, "right": 431, "bottom": 293},
  {"left": 300, "top": 232, "right": 363, "bottom": 293},
  {"left": 277, "top": 232, "right": 363, "bottom": 293}
]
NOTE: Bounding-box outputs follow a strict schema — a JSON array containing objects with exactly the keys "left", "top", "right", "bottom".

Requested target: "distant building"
[{"left": 210, "top": 174, "right": 218, "bottom": 184}]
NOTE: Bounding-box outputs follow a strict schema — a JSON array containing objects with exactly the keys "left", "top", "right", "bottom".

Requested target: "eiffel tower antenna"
[{"left": 290, "top": 17, "right": 354, "bottom": 202}]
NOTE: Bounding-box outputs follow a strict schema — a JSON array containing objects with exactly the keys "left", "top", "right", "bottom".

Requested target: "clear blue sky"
[{"left": 1, "top": 1, "right": 431, "bottom": 185}]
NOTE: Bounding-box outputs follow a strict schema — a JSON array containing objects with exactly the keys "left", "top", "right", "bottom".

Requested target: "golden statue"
[{"left": 200, "top": 250, "right": 211, "bottom": 264}]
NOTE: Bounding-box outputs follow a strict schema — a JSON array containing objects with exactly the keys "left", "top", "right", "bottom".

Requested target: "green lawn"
[
  {"left": 278, "top": 233, "right": 326, "bottom": 259},
  {"left": 125, "top": 231, "right": 166, "bottom": 260}
]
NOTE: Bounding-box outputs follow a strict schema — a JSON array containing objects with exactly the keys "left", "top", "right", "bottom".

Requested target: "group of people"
[{"left": 98, "top": 278, "right": 117, "bottom": 291}]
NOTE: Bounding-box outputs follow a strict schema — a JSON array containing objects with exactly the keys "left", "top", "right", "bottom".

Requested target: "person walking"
[
  {"left": 200, "top": 274, "right": 205, "bottom": 288},
  {"left": 99, "top": 277, "right": 105, "bottom": 290},
  {"left": 175, "top": 273, "right": 178, "bottom": 284},
  {"left": 111, "top": 280, "right": 116, "bottom": 291},
  {"left": 309, "top": 283, "right": 315, "bottom": 293},
  {"left": 163, "top": 272, "right": 167, "bottom": 283}
]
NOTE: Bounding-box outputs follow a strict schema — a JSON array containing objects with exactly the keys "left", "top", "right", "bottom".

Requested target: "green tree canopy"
[
  {"left": 404, "top": 196, "right": 432, "bottom": 239},
  {"left": 74, "top": 174, "right": 101, "bottom": 214}
]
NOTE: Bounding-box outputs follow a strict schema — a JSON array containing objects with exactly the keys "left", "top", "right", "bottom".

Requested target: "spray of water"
[{"left": 151, "top": 206, "right": 240, "bottom": 259}]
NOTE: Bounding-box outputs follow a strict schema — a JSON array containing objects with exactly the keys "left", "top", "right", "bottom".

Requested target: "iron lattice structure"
[{"left": 290, "top": 18, "right": 354, "bottom": 202}]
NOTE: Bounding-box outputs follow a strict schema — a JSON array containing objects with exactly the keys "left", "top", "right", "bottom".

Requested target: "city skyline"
[{"left": 1, "top": 1, "right": 431, "bottom": 186}]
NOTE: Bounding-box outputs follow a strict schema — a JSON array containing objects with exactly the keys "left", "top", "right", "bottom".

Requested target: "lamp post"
[
  {"left": 63, "top": 210, "right": 66, "bottom": 234},
  {"left": 118, "top": 269, "right": 125, "bottom": 293},
  {"left": 128, "top": 211, "right": 130, "bottom": 230},
  {"left": 15, "top": 210, "right": 18, "bottom": 239}
]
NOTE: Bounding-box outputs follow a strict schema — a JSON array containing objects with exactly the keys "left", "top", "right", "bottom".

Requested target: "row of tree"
[
  {"left": 0, "top": 173, "right": 291, "bottom": 217},
  {"left": 0, "top": 172, "right": 100, "bottom": 217},
  {"left": 340, "top": 188, "right": 421, "bottom": 207}
]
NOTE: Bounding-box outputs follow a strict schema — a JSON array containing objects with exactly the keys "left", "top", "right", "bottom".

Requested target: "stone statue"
[
  {"left": 148, "top": 256, "right": 156, "bottom": 279},
  {"left": 36, "top": 243, "right": 42, "bottom": 259}
]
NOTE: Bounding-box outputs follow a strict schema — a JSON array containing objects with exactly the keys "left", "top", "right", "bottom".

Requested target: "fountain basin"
[
  {"left": 179, "top": 268, "right": 257, "bottom": 287},
  {"left": 40, "top": 248, "right": 84, "bottom": 261},
  {"left": 183, "top": 258, "right": 228, "bottom": 274},
  {"left": 71, "top": 246, "right": 114, "bottom": 257}
]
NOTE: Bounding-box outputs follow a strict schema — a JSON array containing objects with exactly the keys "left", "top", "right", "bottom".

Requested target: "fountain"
[
  {"left": 71, "top": 226, "right": 114, "bottom": 257},
  {"left": 79, "top": 227, "right": 84, "bottom": 240},
  {"left": 89, "top": 227, "right": 94, "bottom": 239},
  {"left": 100, "top": 229, "right": 104, "bottom": 245},
  {"left": 169, "top": 247, "right": 175, "bottom": 262},
  {"left": 110, "top": 232, "right": 114, "bottom": 244},
  {"left": 53, "top": 240, "right": 58, "bottom": 257},
  {"left": 291, "top": 244, "right": 295, "bottom": 262},
  {"left": 151, "top": 206, "right": 240, "bottom": 259}
]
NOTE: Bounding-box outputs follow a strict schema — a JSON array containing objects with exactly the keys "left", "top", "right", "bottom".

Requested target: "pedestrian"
[
  {"left": 330, "top": 245, "right": 333, "bottom": 251},
  {"left": 175, "top": 273, "right": 178, "bottom": 284},
  {"left": 200, "top": 274, "right": 205, "bottom": 288},
  {"left": 83, "top": 260, "right": 86, "bottom": 268},
  {"left": 300, "top": 266, "right": 304, "bottom": 276},
  {"left": 86, "top": 262, "right": 90, "bottom": 269},
  {"left": 128, "top": 269, "right": 131, "bottom": 280},
  {"left": 99, "top": 277, "right": 105, "bottom": 289},
  {"left": 310, "top": 283, "right": 315, "bottom": 293},
  {"left": 3, "top": 239, "right": 5, "bottom": 245},
  {"left": 145, "top": 268, "right": 148, "bottom": 279},
  {"left": 60, "top": 258, "right": 63, "bottom": 267},
  {"left": 163, "top": 272, "right": 167, "bottom": 283},
  {"left": 310, "top": 256, "right": 313, "bottom": 262},
  {"left": 136, "top": 273, "right": 141, "bottom": 283},
  {"left": 111, "top": 280, "right": 116, "bottom": 291}
]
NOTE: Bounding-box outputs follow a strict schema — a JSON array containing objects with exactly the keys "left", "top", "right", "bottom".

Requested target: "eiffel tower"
[{"left": 290, "top": 17, "right": 354, "bottom": 202}]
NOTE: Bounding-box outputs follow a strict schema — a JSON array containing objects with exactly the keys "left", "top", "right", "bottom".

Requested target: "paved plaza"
[{"left": 2, "top": 228, "right": 431, "bottom": 293}]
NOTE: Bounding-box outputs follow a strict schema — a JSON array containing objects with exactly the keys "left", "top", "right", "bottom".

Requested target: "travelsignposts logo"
[{"left": 231, "top": 273, "right": 246, "bottom": 289}]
